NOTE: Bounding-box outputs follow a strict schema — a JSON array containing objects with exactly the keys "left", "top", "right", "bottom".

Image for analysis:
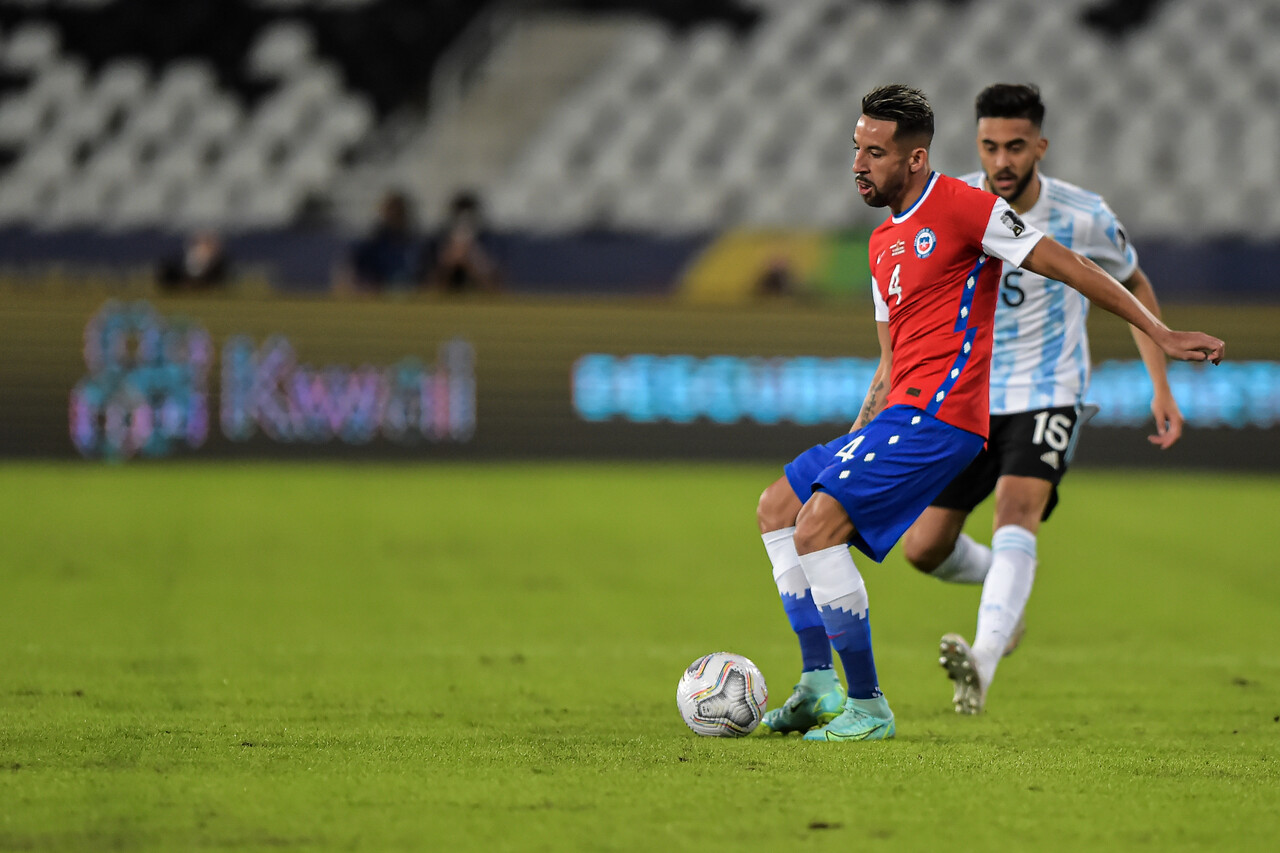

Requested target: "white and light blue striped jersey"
[{"left": 960, "top": 171, "right": 1139, "bottom": 414}]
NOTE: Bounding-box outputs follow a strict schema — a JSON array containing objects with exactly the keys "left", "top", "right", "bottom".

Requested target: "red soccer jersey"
[{"left": 868, "top": 172, "right": 1043, "bottom": 438}]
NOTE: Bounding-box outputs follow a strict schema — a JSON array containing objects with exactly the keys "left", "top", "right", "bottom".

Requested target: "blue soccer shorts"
[{"left": 784, "top": 404, "right": 985, "bottom": 563}]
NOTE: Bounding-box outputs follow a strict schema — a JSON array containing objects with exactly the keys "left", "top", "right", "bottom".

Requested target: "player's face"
[
  {"left": 976, "top": 117, "right": 1048, "bottom": 205},
  {"left": 851, "top": 116, "right": 916, "bottom": 209}
]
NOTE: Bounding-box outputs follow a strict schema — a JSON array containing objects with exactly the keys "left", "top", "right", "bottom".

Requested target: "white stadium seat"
[
  {"left": 2, "top": 21, "right": 60, "bottom": 72},
  {"left": 246, "top": 20, "right": 316, "bottom": 81},
  {"left": 40, "top": 174, "right": 117, "bottom": 229},
  {"left": 108, "top": 178, "right": 180, "bottom": 230}
]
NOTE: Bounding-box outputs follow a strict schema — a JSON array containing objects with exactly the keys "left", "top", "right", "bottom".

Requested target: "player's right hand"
[{"left": 1159, "top": 330, "right": 1224, "bottom": 365}]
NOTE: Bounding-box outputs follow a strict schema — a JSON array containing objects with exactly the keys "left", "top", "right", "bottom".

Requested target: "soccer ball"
[{"left": 676, "top": 652, "right": 768, "bottom": 737}]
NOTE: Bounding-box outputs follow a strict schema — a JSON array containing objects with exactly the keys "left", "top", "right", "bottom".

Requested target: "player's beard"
[
  {"left": 856, "top": 172, "right": 905, "bottom": 208},
  {"left": 986, "top": 167, "right": 1035, "bottom": 204}
]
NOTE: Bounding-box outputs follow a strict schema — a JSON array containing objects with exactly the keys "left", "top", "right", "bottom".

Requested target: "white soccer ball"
[{"left": 676, "top": 652, "right": 768, "bottom": 737}]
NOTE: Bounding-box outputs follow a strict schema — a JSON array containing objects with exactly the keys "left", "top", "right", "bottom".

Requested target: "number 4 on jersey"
[
  {"left": 887, "top": 264, "right": 903, "bottom": 305},
  {"left": 834, "top": 435, "right": 865, "bottom": 461}
]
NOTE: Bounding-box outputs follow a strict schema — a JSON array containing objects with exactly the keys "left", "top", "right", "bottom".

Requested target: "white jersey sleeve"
[
  {"left": 1085, "top": 200, "right": 1139, "bottom": 282},
  {"left": 980, "top": 198, "right": 1044, "bottom": 267},
  {"left": 871, "top": 275, "right": 888, "bottom": 322}
]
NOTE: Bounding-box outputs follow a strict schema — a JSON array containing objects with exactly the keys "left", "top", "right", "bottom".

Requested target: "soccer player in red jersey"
[{"left": 755, "top": 84, "right": 1224, "bottom": 742}]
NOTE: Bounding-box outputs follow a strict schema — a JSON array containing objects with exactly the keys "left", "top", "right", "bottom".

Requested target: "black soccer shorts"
[{"left": 931, "top": 405, "right": 1086, "bottom": 521}]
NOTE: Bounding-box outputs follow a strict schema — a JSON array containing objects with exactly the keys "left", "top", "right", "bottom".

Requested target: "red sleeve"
[{"left": 947, "top": 182, "right": 998, "bottom": 253}]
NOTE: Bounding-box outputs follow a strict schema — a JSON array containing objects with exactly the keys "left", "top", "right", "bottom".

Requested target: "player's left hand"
[
  {"left": 1157, "top": 330, "right": 1224, "bottom": 364},
  {"left": 1148, "top": 391, "right": 1184, "bottom": 449}
]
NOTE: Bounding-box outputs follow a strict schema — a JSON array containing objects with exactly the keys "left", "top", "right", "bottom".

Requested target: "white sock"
[
  {"left": 799, "top": 544, "right": 868, "bottom": 615},
  {"left": 762, "top": 527, "right": 802, "bottom": 587},
  {"left": 972, "top": 525, "right": 1037, "bottom": 685},
  {"left": 765, "top": 527, "right": 815, "bottom": 615},
  {"left": 930, "top": 533, "right": 992, "bottom": 584}
]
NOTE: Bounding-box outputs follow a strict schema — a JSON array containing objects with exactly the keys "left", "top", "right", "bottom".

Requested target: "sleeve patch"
[{"left": 1000, "top": 209, "right": 1027, "bottom": 237}]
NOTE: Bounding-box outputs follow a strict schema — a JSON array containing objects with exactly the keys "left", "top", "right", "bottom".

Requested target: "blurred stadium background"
[{"left": 1, "top": 0, "right": 1277, "bottom": 467}]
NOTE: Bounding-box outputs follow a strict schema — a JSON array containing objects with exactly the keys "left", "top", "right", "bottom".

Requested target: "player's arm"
[
  {"left": 1122, "top": 267, "right": 1183, "bottom": 448},
  {"left": 1020, "top": 238, "right": 1224, "bottom": 363},
  {"left": 851, "top": 320, "right": 892, "bottom": 432}
]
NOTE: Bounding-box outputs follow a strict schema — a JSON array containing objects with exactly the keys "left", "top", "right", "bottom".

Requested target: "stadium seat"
[
  {"left": 176, "top": 180, "right": 237, "bottom": 230},
  {"left": 1, "top": 21, "right": 60, "bottom": 72},
  {"left": 241, "top": 183, "right": 304, "bottom": 228},
  {"left": 42, "top": 174, "right": 115, "bottom": 229},
  {"left": 108, "top": 177, "right": 179, "bottom": 230},
  {"left": 186, "top": 95, "right": 243, "bottom": 143},
  {"left": 92, "top": 58, "right": 149, "bottom": 106},
  {"left": 0, "top": 95, "right": 46, "bottom": 145},
  {"left": 0, "top": 173, "right": 50, "bottom": 225}
]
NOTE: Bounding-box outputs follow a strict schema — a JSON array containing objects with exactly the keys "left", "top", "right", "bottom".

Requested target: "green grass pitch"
[{"left": 1, "top": 462, "right": 1277, "bottom": 852}]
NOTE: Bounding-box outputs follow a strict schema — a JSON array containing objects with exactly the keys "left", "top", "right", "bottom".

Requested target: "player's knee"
[
  {"left": 756, "top": 480, "right": 796, "bottom": 533},
  {"left": 901, "top": 528, "right": 949, "bottom": 574},
  {"left": 791, "top": 518, "right": 824, "bottom": 556},
  {"left": 755, "top": 488, "right": 777, "bottom": 533},
  {"left": 793, "top": 496, "right": 851, "bottom": 555}
]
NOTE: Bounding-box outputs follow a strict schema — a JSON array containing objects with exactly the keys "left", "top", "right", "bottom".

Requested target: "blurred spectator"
[
  {"left": 157, "top": 231, "right": 231, "bottom": 292},
  {"left": 426, "top": 191, "right": 500, "bottom": 294},
  {"left": 335, "top": 190, "right": 426, "bottom": 294},
  {"left": 755, "top": 255, "right": 798, "bottom": 298}
]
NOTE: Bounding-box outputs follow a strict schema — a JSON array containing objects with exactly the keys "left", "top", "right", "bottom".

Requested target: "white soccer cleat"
[{"left": 939, "top": 633, "right": 987, "bottom": 715}]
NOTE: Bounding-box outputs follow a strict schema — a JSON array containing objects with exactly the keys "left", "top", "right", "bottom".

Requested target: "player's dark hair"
[
  {"left": 860, "top": 84, "right": 934, "bottom": 147},
  {"left": 975, "top": 83, "right": 1046, "bottom": 128}
]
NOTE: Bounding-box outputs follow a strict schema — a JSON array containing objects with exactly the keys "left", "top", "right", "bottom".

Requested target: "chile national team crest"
[{"left": 914, "top": 228, "right": 936, "bottom": 258}]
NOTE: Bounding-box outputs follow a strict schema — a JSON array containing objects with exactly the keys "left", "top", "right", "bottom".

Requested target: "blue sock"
[
  {"left": 818, "top": 604, "right": 881, "bottom": 700},
  {"left": 781, "top": 592, "right": 833, "bottom": 672}
]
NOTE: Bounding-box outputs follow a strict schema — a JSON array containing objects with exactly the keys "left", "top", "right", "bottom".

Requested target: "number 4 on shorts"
[{"left": 834, "top": 435, "right": 865, "bottom": 462}]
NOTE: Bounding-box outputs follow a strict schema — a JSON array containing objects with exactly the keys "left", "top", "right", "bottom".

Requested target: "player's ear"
[
  {"left": 909, "top": 145, "right": 928, "bottom": 173},
  {"left": 1036, "top": 136, "right": 1049, "bottom": 160}
]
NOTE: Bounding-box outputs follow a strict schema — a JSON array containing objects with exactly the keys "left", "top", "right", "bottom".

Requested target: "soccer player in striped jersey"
[
  {"left": 901, "top": 83, "right": 1187, "bottom": 715},
  {"left": 755, "top": 84, "right": 1222, "bottom": 742}
]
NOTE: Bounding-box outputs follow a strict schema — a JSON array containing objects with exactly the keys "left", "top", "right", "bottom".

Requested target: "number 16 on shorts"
[{"left": 1031, "top": 410, "right": 1073, "bottom": 452}]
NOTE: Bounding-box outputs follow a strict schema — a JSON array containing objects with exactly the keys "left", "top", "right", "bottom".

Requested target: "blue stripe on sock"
[
  {"left": 992, "top": 527, "right": 1037, "bottom": 558},
  {"left": 818, "top": 604, "right": 881, "bottom": 699},
  {"left": 782, "top": 592, "right": 833, "bottom": 671}
]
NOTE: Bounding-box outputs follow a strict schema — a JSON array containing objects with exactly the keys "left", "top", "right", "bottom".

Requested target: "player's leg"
[
  {"left": 944, "top": 405, "right": 1080, "bottom": 713},
  {"left": 942, "top": 477, "right": 1048, "bottom": 712},
  {"left": 902, "top": 446, "right": 999, "bottom": 582},
  {"left": 936, "top": 479, "right": 1044, "bottom": 712},
  {"left": 792, "top": 492, "right": 894, "bottom": 742},
  {"left": 969, "top": 475, "right": 1049, "bottom": 671},
  {"left": 758, "top": 477, "right": 832, "bottom": 677},
  {"left": 902, "top": 505, "right": 988, "bottom": 581},
  {"left": 775, "top": 406, "right": 984, "bottom": 740},
  {"left": 756, "top": 453, "right": 846, "bottom": 734}
]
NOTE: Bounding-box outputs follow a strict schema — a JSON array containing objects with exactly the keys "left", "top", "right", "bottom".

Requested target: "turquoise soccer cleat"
[
  {"left": 756, "top": 681, "right": 847, "bottom": 735},
  {"left": 802, "top": 696, "right": 895, "bottom": 742}
]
